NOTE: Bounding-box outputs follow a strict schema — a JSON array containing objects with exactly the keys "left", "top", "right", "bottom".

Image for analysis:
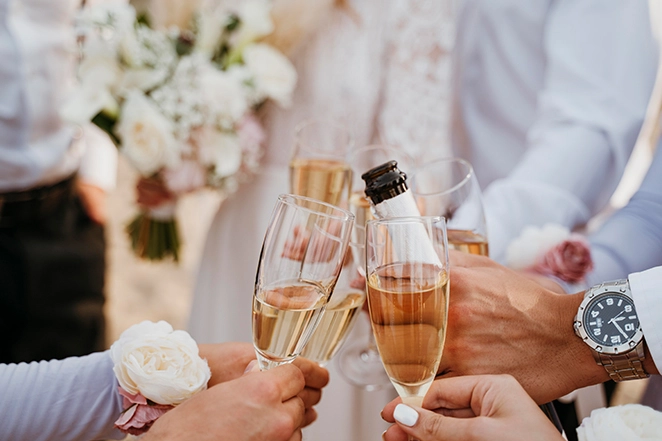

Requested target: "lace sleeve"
[{"left": 376, "top": 0, "right": 456, "bottom": 165}]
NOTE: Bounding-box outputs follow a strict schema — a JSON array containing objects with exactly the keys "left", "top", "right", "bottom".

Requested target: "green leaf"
[{"left": 91, "top": 111, "right": 121, "bottom": 146}]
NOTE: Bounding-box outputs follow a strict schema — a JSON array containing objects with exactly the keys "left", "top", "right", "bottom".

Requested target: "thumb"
[{"left": 393, "top": 404, "right": 473, "bottom": 441}]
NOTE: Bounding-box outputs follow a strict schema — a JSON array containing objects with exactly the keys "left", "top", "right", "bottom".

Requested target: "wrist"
[{"left": 556, "top": 292, "right": 610, "bottom": 391}]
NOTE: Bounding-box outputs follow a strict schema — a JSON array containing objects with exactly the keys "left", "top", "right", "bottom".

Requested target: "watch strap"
[{"left": 593, "top": 341, "right": 650, "bottom": 382}]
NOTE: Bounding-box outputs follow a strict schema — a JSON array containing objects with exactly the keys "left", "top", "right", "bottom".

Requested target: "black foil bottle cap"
[{"left": 361, "top": 160, "right": 409, "bottom": 205}]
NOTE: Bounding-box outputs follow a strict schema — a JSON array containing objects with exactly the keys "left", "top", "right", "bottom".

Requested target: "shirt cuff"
[{"left": 629, "top": 266, "right": 662, "bottom": 373}]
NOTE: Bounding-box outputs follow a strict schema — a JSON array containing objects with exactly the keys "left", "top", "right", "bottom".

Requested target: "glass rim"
[
  {"left": 366, "top": 215, "right": 446, "bottom": 228},
  {"left": 277, "top": 193, "right": 355, "bottom": 222},
  {"left": 409, "top": 157, "right": 475, "bottom": 198},
  {"left": 293, "top": 118, "right": 355, "bottom": 154}
]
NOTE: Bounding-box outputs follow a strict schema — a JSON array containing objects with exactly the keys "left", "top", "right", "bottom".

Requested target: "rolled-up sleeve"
[
  {"left": 486, "top": 0, "right": 658, "bottom": 262},
  {"left": 629, "top": 266, "right": 662, "bottom": 372},
  {"left": 0, "top": 351, "right": 124, "bottom": 441}
]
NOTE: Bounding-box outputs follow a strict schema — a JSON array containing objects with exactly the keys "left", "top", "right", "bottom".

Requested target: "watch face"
[{"left": 584, "top": 293, "right": 639, "bottom": 347}]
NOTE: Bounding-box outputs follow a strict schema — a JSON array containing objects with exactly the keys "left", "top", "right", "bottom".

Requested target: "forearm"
[{"left": 0, "top": 351, "right": 123, "bottom": 441}]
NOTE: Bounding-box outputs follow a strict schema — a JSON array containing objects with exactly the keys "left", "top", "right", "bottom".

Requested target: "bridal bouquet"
[{"left": 63, "top": 0, "right": 296, "bottom": 261}]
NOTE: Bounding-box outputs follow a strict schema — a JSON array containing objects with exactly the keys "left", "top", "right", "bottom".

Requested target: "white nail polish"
[{"left": 394, "top": 404, "right": 419, "bottom": 427}]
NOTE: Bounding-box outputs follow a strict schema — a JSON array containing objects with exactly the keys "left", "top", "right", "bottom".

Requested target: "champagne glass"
[
  {"left": 300, "top": 241, "right": 366, "bottom": 366},
  {"left": 410, "top": 159, "right": 564, "bottom": 432},
  {"left": 339, "top": 145, "right": 415, "bottom": 390},
  {"left": 289, "top": 119, "right": 354, "bottom": 207},
  {"left": 366, "top": 216, "right": 450, "bottom": 441},
  {"left": 252, "top": 194, "right": 355, "bottom": 370},
  {"left": 409, "top": 157, "right": 488, "bottom": 256}
]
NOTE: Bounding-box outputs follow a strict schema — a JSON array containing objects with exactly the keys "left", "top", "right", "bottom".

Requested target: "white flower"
[
  {"left": 60, "top": 83, "right": 118, "bottom": 125},
  {"left": 110, "top": 320, "right": 211, "bottom": 405},
  {"left": 194, "top": 9, "right": 226, "bottom": 58},
  {"left": 162, "top": 160, "right": 208, "bottom": 194},
  {"left": 116, "top": 91, "right": 180, "bottom": 176},
  {"left": 243, "top": 43, "right": 297, "bottom": 107},
  {"left": 577, "top": 404, "right": 662, "bottom": 441},
  {"left": 235, "top": 0, "right": 274, "bottom": 44},
  {"left": 196, "top": 127, "right": 242, "bottom": 178},
  {"left": 505, "top": 223, "right": 570, "bottom": 270},
  {"left": 199, "top": 65, "right": 249, "bottom": 124}
]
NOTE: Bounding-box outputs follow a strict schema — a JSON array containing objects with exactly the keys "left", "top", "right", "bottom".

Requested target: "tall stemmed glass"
[
  {"left": 300, "top": 241, "right": 366, "bottom": 366},
  {"left": 409, "top": 158, "right": 488, "bottom": 255},
  {"left": 410, "top": 158, "right": 564, "bottom": 432},
  {"left": 365, "top": 216, "right": 450, "bottom": 437},
  {"left": 289, "top": 119, "right": 354, "bottom": 207},
  {"left": 338, "top": 145, "right": 415, "bottom": 390},
  {"left": 252, "top": 194, "right": 354, "bottom": 370}
]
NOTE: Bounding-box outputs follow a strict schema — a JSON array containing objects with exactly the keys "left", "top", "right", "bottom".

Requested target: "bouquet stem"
[{"left": 127, "top": 203, "right": 180, "bottom": 262}]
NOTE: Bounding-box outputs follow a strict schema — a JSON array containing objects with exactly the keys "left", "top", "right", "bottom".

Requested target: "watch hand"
[
  {"left": 613, "top": 320, "right": 629, "bottom": 339},
  {"left": 608, "top": 310, "right": 626, "bottom": 325},
  {"left": 614, "top": 316, "right": 627, "bottom": 322}
]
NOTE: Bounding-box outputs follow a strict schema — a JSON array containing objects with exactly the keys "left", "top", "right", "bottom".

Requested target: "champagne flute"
[
  {"left": 365, "top": 216, "right": 450, "bottom": 435},
  {"left": 252, "top": 194, "right": 354, "bottom": 370},
  {"left": 409, "top": 157, "right": 489, "bottom": 256},
  {"left": 410, "top": 158, "right": 564, "bottom": 432},
  {"left": 338, "top": 145, "right": 415, "bottom": 390},
  {"left": 300, "top": 241, "right": 366, "bottom": 366},
  {"left": 289, "top": 119, "right": 354, "bottom": 207}
]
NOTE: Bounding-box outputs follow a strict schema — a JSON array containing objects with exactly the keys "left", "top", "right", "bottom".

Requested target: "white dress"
[{"left": 188, "top": 1, "right": 455, "bottom": 440}]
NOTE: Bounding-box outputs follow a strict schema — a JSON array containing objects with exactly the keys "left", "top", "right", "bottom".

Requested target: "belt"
[{"left": 0, "top": 176, "right": 76, "bottom": 227}]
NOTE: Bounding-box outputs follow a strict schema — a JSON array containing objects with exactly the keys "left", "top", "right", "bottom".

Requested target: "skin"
[
  {"left": 198, "top": 343, "right": 329, "bottom": 427},
  {"left": 136, "top": 176, "right": 175, "bottom": 208},
  {"left": 381, "top": 375, "right": 564, "bottom": 441},
  {"left": 438, "top": 250, "right": 658, "bottom": 404},
  {"left": 77, "top": 181, "right": 107, "bottom": 224},
  {"left": 144, "top": 363, "right": 312, "bottom": 441}
]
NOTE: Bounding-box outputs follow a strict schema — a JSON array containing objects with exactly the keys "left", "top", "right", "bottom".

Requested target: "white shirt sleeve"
[
  {"left": 484, "top": 0, "right": 658, "bottom": 262},
  {"left": 629, "top": 266, "right": 662, "bottom": 373},
  {"left": 586, "top": 144, "right": 662, "bottom": 286},
  {"left": 0, "top": 351, "right": 124, "bottom": 441},
  {"left": 77, "top": 124, "right": 118, "bottom": 191}
]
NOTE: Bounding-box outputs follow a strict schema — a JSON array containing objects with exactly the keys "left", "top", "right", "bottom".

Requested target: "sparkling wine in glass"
[
  {"left": 410, "top": 157, "right": 488, "bottom": 256},
  {"left": 289, "top": 119, "right": 353, "bottom": 207},
  {"left": 300, "top": 242, "right": 366, "bottom": 366},
  {"left": 252, "top": 194, "right": 355, "bottom": 370},
  {"left": 338, "top": 145, "right": 415, "bottom": 390},
  {"left": 366, "top": 216, "right": 450, "bottom": 418}
]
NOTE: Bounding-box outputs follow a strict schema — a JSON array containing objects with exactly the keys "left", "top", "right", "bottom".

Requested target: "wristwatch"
[{"left": 574, "top": 278, "right": 650, "bottom": 382}]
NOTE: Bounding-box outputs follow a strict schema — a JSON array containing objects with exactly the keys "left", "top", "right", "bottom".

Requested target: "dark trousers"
[{"left": 0, "top": 192, "right": 106, "bottom": 363}]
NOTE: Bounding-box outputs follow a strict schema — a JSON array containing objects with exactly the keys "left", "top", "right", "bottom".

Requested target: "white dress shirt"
[
  {"left": 0, "top": 351, "right": 123, "bottom": 441},
  {"left": 0, "top": 0, "right": 116, "bottom": 192},
  {"left": 630, "top": 266, "right": 662, "bottom": 372},
  {"left": 452, "top": 0, "right": 658, "bottom": 262}
]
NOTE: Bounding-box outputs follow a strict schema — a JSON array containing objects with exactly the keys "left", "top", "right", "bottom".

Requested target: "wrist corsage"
[
  {"left": 505, "top": 224, "right": 593, "bottom": 284},
  {"left": 110, "top": 320, "right": 211, "bottom": 435}
]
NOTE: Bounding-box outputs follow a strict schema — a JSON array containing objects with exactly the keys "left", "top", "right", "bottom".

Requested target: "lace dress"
[{"left": 189, "top": 1, "right": 455, "bottom": 439}]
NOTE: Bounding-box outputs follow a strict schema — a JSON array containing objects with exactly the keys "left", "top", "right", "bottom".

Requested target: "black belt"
[{"left": 0, "top": 176, "right": 76, "bottom": 227}]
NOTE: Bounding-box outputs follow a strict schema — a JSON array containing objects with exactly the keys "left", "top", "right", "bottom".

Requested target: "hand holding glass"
[{"left": 252, "top": 194, "right": 354, "bottom": 370}]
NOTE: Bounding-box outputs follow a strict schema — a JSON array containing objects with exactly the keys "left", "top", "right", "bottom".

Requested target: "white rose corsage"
[
  {"left": 505, "top": 224, "right": 593, "bottom": 284},
  {"left": 110, "top": 320, "right": 211, "bottom": 435},
  {"left": 577, "top": 404, "right": 662, "bottom": 441}
]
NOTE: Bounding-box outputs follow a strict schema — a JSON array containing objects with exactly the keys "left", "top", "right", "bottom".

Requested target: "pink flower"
[
  {"left": 162, "top": 160, "right": 207, "bottom": 194},
  {"left": 237, "top": 113, "right": 266, "bottom": 172},
  {"left": 533, "top": 235, "right": 594, "bottom": 284},
  {"left": 114, "top": 388, "right": 174, "bottom": 436}
]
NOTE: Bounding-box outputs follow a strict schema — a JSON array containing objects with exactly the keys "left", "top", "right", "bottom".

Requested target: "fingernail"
[
  {"left": 394, "top": 404, "right": 419, "bottom": 427},
  {"left": 243, "top": 360, "right": 257, "bottom": 374}
]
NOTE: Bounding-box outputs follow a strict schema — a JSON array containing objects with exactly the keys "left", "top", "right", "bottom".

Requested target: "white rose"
[
  {"left": 199, "top": 66, "right": 249, "bottom": 123},
  {"left": 235, "top": 0, "right": 274, "bottom": 43},
  {"left": 110, "top": 320, "right": 211, "bottom": 405},
  {"left": 197, "top": 127, "right": 242, "bottom": 178},
  {"left": 577, "top": 404, "right": 662, "bottom": 441},
  {"left": 243, "top": 43, "right": 297, "bottom": 107},
  {"left": 116, "top": 91, "right": 180, "bottom": 176}
]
